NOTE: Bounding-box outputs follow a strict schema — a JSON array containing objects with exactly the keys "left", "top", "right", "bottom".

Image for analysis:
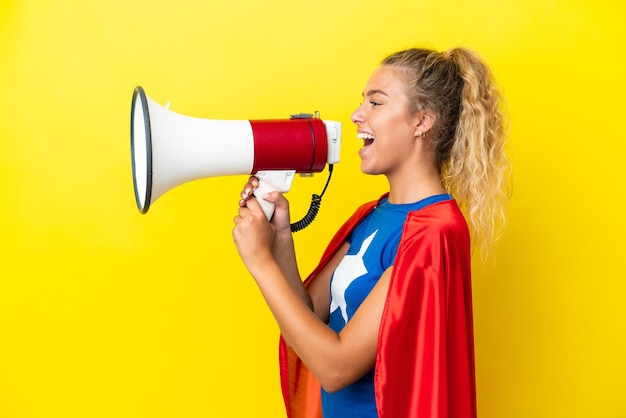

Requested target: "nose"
[{"left": 351, "top": 103, "right": 364, "bottom": 125}]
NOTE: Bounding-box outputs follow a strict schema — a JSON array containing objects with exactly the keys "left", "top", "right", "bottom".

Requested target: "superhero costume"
[{"left": 278, "top": 195, "right": 476, "bottom": 418}]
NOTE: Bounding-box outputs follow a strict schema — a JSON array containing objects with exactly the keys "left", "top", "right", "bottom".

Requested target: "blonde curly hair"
[{"left": 382, "top": 47, "right": 512, "bottom": 262}]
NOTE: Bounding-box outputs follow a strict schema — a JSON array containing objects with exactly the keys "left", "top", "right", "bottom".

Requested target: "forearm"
[
  {"left": 248, "top": 258, "right": 345, "bottom": 389},
  {"left": 234, "top": 168, "right": 381, "bottom": 393},
  {"left": 271, "top": 231, "right": 312, "bottom": 310},
  {"left": 241, "top": 243, "right": 382, "bottom": 393}
]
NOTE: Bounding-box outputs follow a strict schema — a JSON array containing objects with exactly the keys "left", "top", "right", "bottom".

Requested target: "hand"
[
  {"left": 237, "top": 176, "right": 292, "bottom": 237},
  {"left": 233, "top": 177, "right": 288, "bottom": 273}
]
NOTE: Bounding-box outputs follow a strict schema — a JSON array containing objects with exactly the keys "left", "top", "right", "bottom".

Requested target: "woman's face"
[{"left": 351, "top": 65, "right": 421, "bottom": 177}]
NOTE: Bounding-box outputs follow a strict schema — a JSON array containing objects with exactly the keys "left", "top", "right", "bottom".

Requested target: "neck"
[{"left": 386, "top": 166, "right": 445, "bottom": 204}]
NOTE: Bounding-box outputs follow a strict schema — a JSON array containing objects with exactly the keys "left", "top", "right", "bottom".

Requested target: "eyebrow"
[{"left": 363, "top": 89, "right": 389, "bottom": 97}]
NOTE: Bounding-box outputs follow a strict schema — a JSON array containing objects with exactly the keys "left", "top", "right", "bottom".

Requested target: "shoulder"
[
  {"left": 391, "top": 200, "right": 471, "bottom": 283},
  {"left": 406, "top": 200, "right": 467, "bottom": 232},
  {"left": 401, "top": 200, "right": 470, "bottom": 253}
]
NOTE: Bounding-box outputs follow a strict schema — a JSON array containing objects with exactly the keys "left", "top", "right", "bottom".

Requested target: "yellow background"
[{"left": 1, "top": 0, "right": 624, "bottom": 417}]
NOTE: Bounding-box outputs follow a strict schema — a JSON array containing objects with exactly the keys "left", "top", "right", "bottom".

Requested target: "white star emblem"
[{"left": 330, "top": 230, "right": 378, "bottom": 323}]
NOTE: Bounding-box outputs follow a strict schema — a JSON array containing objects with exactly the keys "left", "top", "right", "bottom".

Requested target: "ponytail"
[{"left": 444, "top": 48, "right": 511, "bottom": 262}]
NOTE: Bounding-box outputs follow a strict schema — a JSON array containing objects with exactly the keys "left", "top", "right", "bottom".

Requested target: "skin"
[{"left": 232, "top": 65, "right": 445, "bottom": 393}]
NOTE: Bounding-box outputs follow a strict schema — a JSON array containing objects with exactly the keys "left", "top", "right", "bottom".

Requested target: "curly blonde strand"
[{"left": 443, "top": 48, "right": 511, "bottom": 262}]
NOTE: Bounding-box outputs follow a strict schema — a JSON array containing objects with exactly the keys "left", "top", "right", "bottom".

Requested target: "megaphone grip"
[
  {"left": 252, "top": 170, "right": 296, "bottom": 220},
  {"left": 253, "top": 180, "right": 277, "bottom": 220}
]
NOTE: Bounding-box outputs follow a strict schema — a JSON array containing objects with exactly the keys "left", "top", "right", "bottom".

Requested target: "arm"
[
  {"left": 239, "top": 177, "right": 345, "bottom": 322},
  {"left": 269, "top": 229, "right": 347, "bottom": 322},
  {"left": 233, "top": 195, "right": 390, "bottom": 393},
  {"left": 239, "top": 177, "right": 312, "bottom": 309}
]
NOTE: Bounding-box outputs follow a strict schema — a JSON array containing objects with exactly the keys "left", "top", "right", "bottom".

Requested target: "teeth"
[{"left": 357, "top": 132, "right": 375, "bottom": 140}]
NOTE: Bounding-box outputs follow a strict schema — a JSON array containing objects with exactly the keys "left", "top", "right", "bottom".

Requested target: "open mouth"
[{"left": 357, "top": 132, "right": 375, "bottom": 146}]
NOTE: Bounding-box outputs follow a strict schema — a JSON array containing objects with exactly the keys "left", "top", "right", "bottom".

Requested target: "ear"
[{"left": 414, "top": 111, "right": 436, "bottom": 138}]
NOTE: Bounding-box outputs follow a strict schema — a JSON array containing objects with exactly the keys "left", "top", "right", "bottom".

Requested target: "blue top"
[{"left": 321, "top": 194, "right": 453, "bottom": 418}]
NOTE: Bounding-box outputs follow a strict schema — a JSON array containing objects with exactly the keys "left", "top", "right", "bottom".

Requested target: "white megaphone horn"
[{"left": 130, "top": 86, "right": 341, "bottom": 226}]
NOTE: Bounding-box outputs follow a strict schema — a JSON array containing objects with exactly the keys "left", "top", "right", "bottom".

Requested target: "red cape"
[{"left": 279, "top": 196, "right": 476, "bottom": 418}]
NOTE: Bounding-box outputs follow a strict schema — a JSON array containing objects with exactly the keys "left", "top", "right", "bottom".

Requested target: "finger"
[
  {"left": 239, "top": 192, "right": 252, "bottom": 206},
  {"left": 258, "top": 191, "right": 278, "bottom": 204},
  {"left": 240, "top": 178, "right": 259, "bottom": 203},
  {"left": 248, "top": 176, "right": 259, "bottom": 188},
  {"left": 233, "top": 209, "right": 245, "bottom": 225},
  {"left": 264, "top": 191, "right": 289, "bottom": 209},
  {"left": 243, "top": 194, "right": 263, "bottom": 212},
  {"left": 238, "top": 205, "right": 252, "bottom": 217},
  {"left": 240, "top": 187, "right": 252, "bottom": 202}
]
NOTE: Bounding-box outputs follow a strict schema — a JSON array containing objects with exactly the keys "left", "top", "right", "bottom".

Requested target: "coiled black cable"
[{"left": 290, "top": 164, "right": 334, "bottom": 232}]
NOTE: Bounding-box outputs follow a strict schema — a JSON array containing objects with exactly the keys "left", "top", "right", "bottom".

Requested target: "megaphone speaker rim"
[{"left": 131, "top": 86, "right": 153, "bottom": 214}]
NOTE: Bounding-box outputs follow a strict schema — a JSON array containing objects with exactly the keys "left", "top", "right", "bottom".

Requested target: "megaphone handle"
[
  {"left": 252, "top": 180, "right": 278, "bottom": 220},
  {"left": 253, "top": 170, "right": 296, "bottom": 221}
]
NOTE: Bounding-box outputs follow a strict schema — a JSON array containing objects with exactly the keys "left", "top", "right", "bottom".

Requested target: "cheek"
[{"left": 388, "top": 122, "right": 417, "bottom": 144}]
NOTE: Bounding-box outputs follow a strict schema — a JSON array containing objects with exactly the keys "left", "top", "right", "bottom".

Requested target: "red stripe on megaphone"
[{"left": 250, "top": 118, "right": 328, "bottom": 173}]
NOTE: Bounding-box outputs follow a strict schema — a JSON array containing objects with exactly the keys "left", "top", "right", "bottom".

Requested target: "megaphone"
[{"left": 130, "top": 86, "right": 341, "bottom": 226}]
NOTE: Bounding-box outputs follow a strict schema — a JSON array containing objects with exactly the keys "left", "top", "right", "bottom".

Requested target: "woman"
[{"left": 233, "top": 47, "right": 510, "bottom": 418}]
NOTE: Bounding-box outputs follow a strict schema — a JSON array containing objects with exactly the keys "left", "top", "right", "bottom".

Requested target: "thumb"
[
  {"left": 262, "top": 191, "right": 291, "bottom": 229},
  {"left": 263, "top": 192, "right": 290, "bottom": 212}
]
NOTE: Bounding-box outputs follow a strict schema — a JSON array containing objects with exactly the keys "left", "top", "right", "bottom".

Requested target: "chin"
[{"left": 359, "top": 163, "right": 380, "bottom": 176}]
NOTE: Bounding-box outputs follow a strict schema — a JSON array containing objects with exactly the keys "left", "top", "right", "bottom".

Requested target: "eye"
[{"left": 370, "top": 100, "right": 381, "bottom": 107}]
